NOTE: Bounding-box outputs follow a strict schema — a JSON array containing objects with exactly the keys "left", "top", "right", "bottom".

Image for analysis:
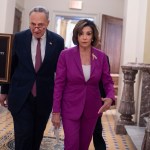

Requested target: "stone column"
[{"left": 115, "top": 65, "right": 138, "bottom": 134}]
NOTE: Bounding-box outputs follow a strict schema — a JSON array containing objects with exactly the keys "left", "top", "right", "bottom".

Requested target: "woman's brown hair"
[{"left": 72, "top": 19, "right": 99, "bottom": 46}]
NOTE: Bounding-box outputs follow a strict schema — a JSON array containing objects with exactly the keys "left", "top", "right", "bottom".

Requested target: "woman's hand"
[
  {"left": 98, "top": 98, "right": 113, "bottom": 114},
  {"left": 51, "top": 113, "right": 61, "bottom": 129}
]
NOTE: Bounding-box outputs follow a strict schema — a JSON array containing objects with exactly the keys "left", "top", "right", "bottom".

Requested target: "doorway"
[{"left": 54, "top": 15, "right": 94, "bottom": 48}]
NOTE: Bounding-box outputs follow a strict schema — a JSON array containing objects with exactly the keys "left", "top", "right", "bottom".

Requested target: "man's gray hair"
[{"left": 29, "top": 6, "right": 49, "bottom": 20}]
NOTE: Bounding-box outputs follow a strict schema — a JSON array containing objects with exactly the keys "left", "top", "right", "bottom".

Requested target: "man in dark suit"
[{"left": 0, "top": 6, "right": 64, "bottom": 150}]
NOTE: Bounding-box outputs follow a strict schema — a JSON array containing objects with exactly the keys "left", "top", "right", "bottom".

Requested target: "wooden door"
[
  {"left": 100, "top": 15, "right": 123, "bottom": 74},
  {"left": 13, "top": 8, "right": 22, "bottom": 33}
]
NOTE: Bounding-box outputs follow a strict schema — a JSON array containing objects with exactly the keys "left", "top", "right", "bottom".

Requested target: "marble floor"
[{"left": 0, "top": 106, "right": 136, "bottom": 150}]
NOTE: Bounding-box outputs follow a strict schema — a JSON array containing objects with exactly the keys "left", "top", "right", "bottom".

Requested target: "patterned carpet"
[
  {"left": 0, "top": 106, "right": 136, "bottom": 150},
  {"left": 100, "top": 110, "right": 136, "bottom": 150}
]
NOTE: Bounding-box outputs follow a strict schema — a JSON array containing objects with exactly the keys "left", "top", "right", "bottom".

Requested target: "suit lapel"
[
  {"left": 42, "top": 31, "right": 55, "bottom": 65},
  {"left": 23, "top": 30, "right": 55, "bottom": 73},
  {"left": 90, "top": 48, "right": 97, "bottom": 77},
  {"left": 72, "top": 47, "right": 97, "bottom": 81},
  {"left": 25, "top": 30, "right": 35, "bottom": 71},
  {"left": 73, "top": 46, "right": 85, "bottom": 79}
]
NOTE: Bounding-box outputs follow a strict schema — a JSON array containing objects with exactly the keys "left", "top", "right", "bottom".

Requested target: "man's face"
[{"left": 29, "top": 12, "right": 49, "bottom": 38}]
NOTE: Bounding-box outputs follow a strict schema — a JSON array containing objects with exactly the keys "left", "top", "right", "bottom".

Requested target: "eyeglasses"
[{"left": 30, "top": 23, "right": 46, "bottom": 30}]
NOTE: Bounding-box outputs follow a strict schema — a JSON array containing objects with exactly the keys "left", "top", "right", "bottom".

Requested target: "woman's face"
[{"left": 78, "top": 26, "right": 93, "bottom": 49}]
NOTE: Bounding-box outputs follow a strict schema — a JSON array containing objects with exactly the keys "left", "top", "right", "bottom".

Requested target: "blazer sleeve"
[
  {"left": 52, "top": 51, "right": 66, "bottom": 113},
  {"left": 99, "top": 55, "right": 110, "bottom": 98},
  {"left": 101, "top": 54, "right": 115, "bottom": 102}
]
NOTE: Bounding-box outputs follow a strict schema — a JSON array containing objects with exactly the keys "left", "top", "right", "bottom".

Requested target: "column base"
[{"left": 115, "top": 120, "right": 135, "bottom": 134}]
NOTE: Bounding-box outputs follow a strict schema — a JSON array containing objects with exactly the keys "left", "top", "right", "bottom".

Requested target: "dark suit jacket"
[{"left": 1, "top": 29, "right": 64, "bottom": 115}]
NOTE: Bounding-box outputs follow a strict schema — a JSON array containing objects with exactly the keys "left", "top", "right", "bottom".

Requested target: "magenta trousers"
[{"left": 62, "top": 115, "right": 98, "bottom": 150}]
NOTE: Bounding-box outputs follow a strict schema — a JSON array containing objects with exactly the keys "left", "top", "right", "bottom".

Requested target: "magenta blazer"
[{"left": 53, "top": 46, "right": 115, "bottom": 120}]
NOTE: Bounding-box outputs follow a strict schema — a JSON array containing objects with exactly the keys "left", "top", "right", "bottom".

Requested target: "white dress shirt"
[{"left": 82, "top": 65, "right": 91, "bottom": 82}]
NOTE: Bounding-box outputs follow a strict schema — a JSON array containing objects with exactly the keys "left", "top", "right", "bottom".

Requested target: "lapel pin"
[
  {"left": 92, "top": 53, "right": 97, "bottom": 60},
  {"left": 49, "top": 42, "right": 52, "bottom": 45}
]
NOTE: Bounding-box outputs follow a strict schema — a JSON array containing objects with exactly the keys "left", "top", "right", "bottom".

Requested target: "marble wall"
[{"left": 139, "top": 71, "right": 150, "bottom": 126}]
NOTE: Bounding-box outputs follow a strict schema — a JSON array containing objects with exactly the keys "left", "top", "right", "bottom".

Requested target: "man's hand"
[
  {"left": 0, "top": 94, "right": 8, "bottom": 107},
  {"left": 98, "top": 98, "right": 113, "bottom": 114}
]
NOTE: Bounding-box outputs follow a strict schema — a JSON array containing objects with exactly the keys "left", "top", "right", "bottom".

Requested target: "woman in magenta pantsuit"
[{"left": 52, "top": 19, "right": 115, "bottom": 150}]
